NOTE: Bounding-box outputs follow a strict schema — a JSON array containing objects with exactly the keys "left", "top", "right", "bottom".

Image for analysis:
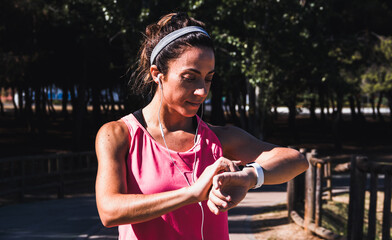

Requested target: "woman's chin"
[{"left": 180, "top": 108, "right": 200, "bottom": 118}]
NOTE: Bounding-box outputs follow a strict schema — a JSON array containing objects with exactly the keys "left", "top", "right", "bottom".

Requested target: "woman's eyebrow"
[{"left": 185, "top": 68, "right": 215, "bottom": 74}]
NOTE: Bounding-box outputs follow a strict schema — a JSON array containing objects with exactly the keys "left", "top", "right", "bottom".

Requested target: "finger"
[
  {"left": 226, "top": 160, "right": 239, "bottom": 172},
  {"left": 217, "top": 157, "right": 241, "bottom": 172},
  {"left": 212, "top": 184, "right": 231, "bottom": 200},
  {"left": 212, "top": 173, "right": 228, "bottom": 190},
  {"left": 232, "top": 160, "right": 242, "bottom": 165},
  {"left": 214, "top": 158, "right": 231, "bottom": 174},
  {"left": 232, "top": 160, "right": 242, "bottom": 170},
  {"left": 209, "top": 189, "right": 229, "bottom": 208},
  {"left": 207, "top": 199, "right": 220, "bottom": 215}
]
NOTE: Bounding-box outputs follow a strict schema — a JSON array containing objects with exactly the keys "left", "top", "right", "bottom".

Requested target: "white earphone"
[
  {"left": 157, "top": 74, "right": 163, "bottom": 90},
  {"left": 156, "top": 73, "right": 204, "bottom": 240}
]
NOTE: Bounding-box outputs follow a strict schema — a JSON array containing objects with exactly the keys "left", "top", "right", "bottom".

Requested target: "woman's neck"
[{"left": 143, "top": 95, "right": 194, "bottom": 133}]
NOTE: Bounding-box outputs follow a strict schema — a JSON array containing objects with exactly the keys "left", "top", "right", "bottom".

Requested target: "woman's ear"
[{"left": 150, "top": 65, "right": 161, "bottom": 85}]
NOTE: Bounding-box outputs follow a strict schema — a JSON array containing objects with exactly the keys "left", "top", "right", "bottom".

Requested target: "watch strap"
[{"left": 245, "top": 162, "right": 264, "bottom": 189}]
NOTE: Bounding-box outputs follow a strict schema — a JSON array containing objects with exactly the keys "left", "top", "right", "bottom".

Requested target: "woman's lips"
[{"left": 187, "top": 101, "right": 202, "bottom": 107}]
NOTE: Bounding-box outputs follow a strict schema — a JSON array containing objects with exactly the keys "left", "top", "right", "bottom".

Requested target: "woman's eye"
[{"left": 182, "top": 76, "right": 195, "bottom": 82}]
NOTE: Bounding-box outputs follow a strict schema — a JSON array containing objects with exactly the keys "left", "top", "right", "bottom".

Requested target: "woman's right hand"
[{"left": 189, "top": 157, "right": 239, "bottom": 203}]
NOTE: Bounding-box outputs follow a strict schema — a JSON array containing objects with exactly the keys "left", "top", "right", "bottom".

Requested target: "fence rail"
[
  {"left": 348, "top": 156, "right": 392, "bottom": 240},
  {"left": 0, "top": 151, "right": 97, "bottom": 200},
  {"left": 287, "top": 148, "right": 340, "bottom": 240}
]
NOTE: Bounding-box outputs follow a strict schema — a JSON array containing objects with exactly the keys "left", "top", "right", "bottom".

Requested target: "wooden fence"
[
  {"left": 347, "top": 155, "right": 392, "bottom": 240},
  {"left": 287, "top": 148, "right": 339, "bottom": 239},
  {"left": 0, "top": 151, "right": 97, "bottom": 200}
]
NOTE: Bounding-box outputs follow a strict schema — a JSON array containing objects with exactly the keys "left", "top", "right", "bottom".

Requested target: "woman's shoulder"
[
  {"left": 207, "top": 123, "right": 244, "bottom": 138},
  {"left": 206, "top": 123, "right": 247, "bottom": 146},
  {"left": 97, "top": 120, "right": 129, "bottom": 138},
  {"left": 96, "top": 120, "right": 130, "bottom": 155}
]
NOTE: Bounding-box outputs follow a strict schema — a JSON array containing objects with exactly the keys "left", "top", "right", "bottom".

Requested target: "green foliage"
[
  {"left": 362, "top": 36, "right": 392, "bottom": 94},
  {"left": 1, "top": 0, "right": 392, "bottom": 133}
]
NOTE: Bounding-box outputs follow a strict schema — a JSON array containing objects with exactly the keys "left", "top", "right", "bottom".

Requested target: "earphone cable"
[{"left": 158, "top": 80, "right": 204, "bottom": 240}]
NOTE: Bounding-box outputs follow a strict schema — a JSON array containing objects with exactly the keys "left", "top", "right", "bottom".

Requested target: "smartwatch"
[{"left": 245, "top": 162, "right": 264, "bottom": 189}]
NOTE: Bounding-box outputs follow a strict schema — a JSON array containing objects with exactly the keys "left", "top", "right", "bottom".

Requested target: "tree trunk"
[
  {"left": 355, "top": 94, "right": 364, "bottom": 120},
  {"left": 227, "top": 93, "right": 240, "bottom": 126},
  {"left": 116, "top": 87, "right": 123, "bottom": 112},
  {"left": 102, "top": 89, "right": 110, "bottom": 114},
  {"left": 248, "top": 84, "right": 260, "bottom": 137},
  {"left": 333, "top": 92, "right": 344, "bottom": 150},
  {"left": 318, "top": 87, "right": 325, "bottom": 122},
  {"left": 348, "top": 95, "right": 356, "bottom": 121},
  {"left": 309, "top": 95, "right": 317, "bottom": 122},
  {"left": 336, "top": 92, "right": 343, "bottom": 118},
  {"left": 328, "top": 93, "right": 339, "bottom": 114},
  {"left": 11, "top": 87, "right": 19, "bottom": 118},
  {"left": 370, "top": 93, "right": 376, "bottom": 119},
  {"left": 36, "top": 87, "right": 48, "bottom": 136},
  {"left": 92, "top": 85, "right": 101, "bottom": 129},
  {"left": 239, "top": 103, "right": 247, "bottom": 130},
  {"left": 35, "top": 87, "right": 41, "bottom": 116},
  {"left": 72, "top": 83, "right": 87, "bottom": 151},
  {"left": 210, "top": 75, "right": 226, "bottom": 126},
  {"left": 239, "top": 89, "right": 248, "bottom": 131},
  {"left": 273, "top": 95, "right": 278, "bottom": 120},
  {"left": 0, "top": 90, "right": 4, "bottom": 116},
  {"left": 109, "top": 87, "right": 116, "bottom": 113},
  {"left": 23, "top": 87, "right": 34, "bottom": 133},
  {"left": 287, "top": 97, "right": 298, "bottom": 142},
  {"left": 386, "top": 91, "right": 392, "bottom": 123},
  {"left": 257, "top": 86, "right": 270, "bottom": 141},
  {"left": 377, "top": 92, "right": 384, "bottom": 122},
  {"left": 61, "top": 85, "right": 69, "bottom": 119},
  {"left": 47, "top": 86, "right": 56, "bottom": 118}
]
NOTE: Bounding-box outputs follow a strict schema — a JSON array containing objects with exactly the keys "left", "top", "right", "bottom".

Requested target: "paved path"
[
  {"left": 0, "top": 185, "right": 287, "bottom": 240},
  {"left": 228, "top": 185, "right": 287, "bottom": 240}
]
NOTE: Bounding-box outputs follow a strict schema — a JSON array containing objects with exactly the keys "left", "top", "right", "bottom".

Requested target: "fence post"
[
  {"left": 297, "top": 148, "right": 306, "bottom": 211},
  {"left": 57, "top": 155, "right": 64, "bottom": 199},
  {"left": 287, "top": 177, "right": 296, "bottom": 221},
  {"left": 367, "top": 168, "right": 378, "bottom": 240},
  {"left": 324, "top": 157, "right": 332, "bottom": 201},
  {"left": 382, "top": 172, "right": 391, "bottom": 240},
  {"left": 347, "top": 155, "right": 367, "bottom": 240},
  {"left": 315, "top": 162, "right": 324, "bottom": 228},
  {"left": 287, "top": 148, "right": 306, "bottom": 221},
  {"left": 19, "top": 159, "right": 26, "bottom": 201},
  {"left": 304, "top": 151, "right": 315, "bottom": 232}
]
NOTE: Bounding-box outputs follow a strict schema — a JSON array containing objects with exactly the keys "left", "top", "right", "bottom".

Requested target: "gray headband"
[{"left": 150, "top": 26, "right": 210, "bottom": 65}]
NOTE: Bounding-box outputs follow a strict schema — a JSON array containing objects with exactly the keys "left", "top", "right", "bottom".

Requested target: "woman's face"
[{"left": 161, "top": 46, "right": 215, "bottom": 117}]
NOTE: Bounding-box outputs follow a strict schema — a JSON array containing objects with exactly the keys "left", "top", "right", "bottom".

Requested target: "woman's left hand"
[
  {"left": 189, "top": 157, "right": 239, "bottom": 203},
  {"left": 207, "top": 167, "right": 256, "bottom": 215}
]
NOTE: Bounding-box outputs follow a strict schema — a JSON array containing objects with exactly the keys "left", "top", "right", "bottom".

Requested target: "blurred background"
[{"left": 0, "top": 0, "right": 391, "bottom": 202}]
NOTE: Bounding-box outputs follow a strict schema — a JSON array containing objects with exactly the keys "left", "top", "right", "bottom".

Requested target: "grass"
[
  {"left": 322, "top": 194, "right": 350, "bottom": 236},
  {"left": 322, "top": 191, "right": 391, "bottom": 240},
  {"left": 251, "top": 191, "right": 391, "bottom": 239}
]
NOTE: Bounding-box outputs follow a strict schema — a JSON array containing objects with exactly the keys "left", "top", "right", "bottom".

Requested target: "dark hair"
[{"left": 130, "top": 12, "right": 214, "bottom": 96}]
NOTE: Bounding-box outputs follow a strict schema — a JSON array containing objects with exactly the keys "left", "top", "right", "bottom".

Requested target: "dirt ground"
[{"left": 251, "top": 205, "right": 323, "bottom": 240}]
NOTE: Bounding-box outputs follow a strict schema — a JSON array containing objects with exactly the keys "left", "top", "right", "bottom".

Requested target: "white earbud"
[{"left": 157, "top": 74, "right": 163, "bottom": 90}]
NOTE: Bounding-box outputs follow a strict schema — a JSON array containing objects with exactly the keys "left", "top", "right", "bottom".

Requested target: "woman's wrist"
[
  {"left": 184, "top": 185, "right": 201, "bottom": 204},
  {"left": 242, "top": 167, "right": 258, "bottom": 190}
]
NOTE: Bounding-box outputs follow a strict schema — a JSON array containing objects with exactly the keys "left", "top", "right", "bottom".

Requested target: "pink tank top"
[{"left": 119, "top": 113, "right": 229, "bottom": 240}]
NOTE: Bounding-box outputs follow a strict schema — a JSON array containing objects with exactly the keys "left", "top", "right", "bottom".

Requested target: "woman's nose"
[{"left": 194, "top": 85, "right": 208, "bottom": 97}]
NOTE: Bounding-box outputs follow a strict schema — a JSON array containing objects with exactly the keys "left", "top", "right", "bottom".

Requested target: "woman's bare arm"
[
  {"left": 207, "top": 124, "right": 308, "bottom": 214},
  {"left": 212, "top": 125, "right": 308, "bottom": 184},
  {"left": 95, "top": 121, "right": 234, "bottom": 227}
]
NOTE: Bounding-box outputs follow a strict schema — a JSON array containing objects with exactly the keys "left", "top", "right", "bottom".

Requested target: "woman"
[{"left": 95, "top": 12, "right": 308, "bottom": 240}]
